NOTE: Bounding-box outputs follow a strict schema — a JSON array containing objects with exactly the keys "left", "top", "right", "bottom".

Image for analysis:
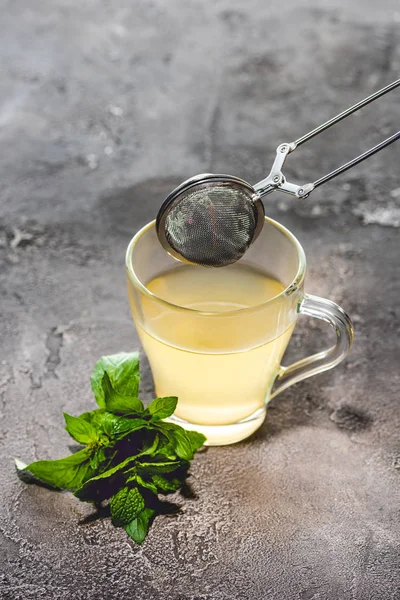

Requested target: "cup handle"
[{"left": 270, "top": 294, "right": 354, "bottom": 400}]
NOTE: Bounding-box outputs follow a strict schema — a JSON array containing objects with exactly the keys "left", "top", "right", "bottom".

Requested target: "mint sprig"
[{"left": 16, "top": 352, "right": 206, "bottom": 544}]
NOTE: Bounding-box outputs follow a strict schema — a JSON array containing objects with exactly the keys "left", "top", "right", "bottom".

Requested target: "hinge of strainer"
[{"left": 254, "top": 78, "right": 400, "bottom": 200}]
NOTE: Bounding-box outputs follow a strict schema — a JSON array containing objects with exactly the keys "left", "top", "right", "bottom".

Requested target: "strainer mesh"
[{"left": 164, "top": 183, "right": 258, "bottom": 267}]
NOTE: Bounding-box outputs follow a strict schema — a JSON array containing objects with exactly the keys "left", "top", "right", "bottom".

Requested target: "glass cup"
[{"left": 126, "top": 217, "right": 354, "bottom": 446}]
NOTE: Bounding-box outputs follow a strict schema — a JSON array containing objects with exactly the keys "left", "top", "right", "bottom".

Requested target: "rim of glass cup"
[{"left": 125, "top": 217, "right": 307, "bottom": 317}]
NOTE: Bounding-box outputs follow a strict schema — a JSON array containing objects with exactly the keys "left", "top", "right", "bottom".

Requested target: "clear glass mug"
[{"left": 126, "top": 217, "right": 354, "bottom": 446}]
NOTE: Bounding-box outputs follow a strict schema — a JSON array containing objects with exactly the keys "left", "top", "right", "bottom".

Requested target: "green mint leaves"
[
  {"left": 16, "top": 352, "right": 206, "bottom": 545},
  {"left": 21, "top": 448, "right": 96, "bottom": 490},
  {"left": 147, "top": 396, "right": 178, "bottom": 420},
  {"left": 101, "top": 372, "right": 144, "bottom": 414},
  {"left": 125, "top": 508, "right": 155, "bottom": 544},
  {"left": 110, "top": 486, "right": 145, "bottom": 526},
  {"left": 63, "top": 413, "right": 100, "bottom": 445},
  {"left": 90, "top": 352, "right": 140, "bottom": 407}
]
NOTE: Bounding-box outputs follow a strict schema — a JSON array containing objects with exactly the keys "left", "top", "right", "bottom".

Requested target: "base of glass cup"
[{"left": 165, "top": 407, "right": 267, "bottom": 446}]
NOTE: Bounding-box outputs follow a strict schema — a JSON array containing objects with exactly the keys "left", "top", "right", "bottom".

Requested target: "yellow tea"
[{"left": 136, "top": 264, "right": 294, "bottom": 434}]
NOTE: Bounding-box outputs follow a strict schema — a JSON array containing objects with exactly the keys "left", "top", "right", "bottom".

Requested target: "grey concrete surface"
[{"left": 1, "top": 1, "right": 400, "bottom": 599}]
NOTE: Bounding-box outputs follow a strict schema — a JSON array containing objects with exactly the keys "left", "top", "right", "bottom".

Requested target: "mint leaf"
[
  {"left": 172, "top": 430, "right": 194, "bottom": 460},
  {"left": 147, "top": 397, "right": 178, "bottom": 420},
  {"left": 79, "top": 409, "right": 107, "bottom": 429},
  {"left": 125, "top": 508, "right": 155, "bottom": 545},
  {"left": 151, "top": 474, "right": 181, "bottom": 493},
  {"left": 131, "top": 474, "right": 158, "bottom": 495},
  {"left": 91, "top": 352, "right": 140, "bottom": 408},
  {"left": 24, "top": 448, "right": 94, "bottom": 490},
  {"left": 139, "top": 433, "right": 160, "bottom": 457},
  {"left": 15, "top": 458, "right": 60, "bottom": 489},
  {"left": 110, "top": 486, "right": 145, "bottom": 526},
  {"left": 156, "top": 441, "right": 178, "bottom": 460},
  {"left": 102, "top": 373, "right": 144, "bottom": 414},
  {"left": 155, "top": 422, "right": 194, "bottom": 460},
  {"left": 89, "top": 448, "right": 106, "bottom": 471},
  {"left": 100, "top": 412, "right": 148, "bottom": 438},
  {"left": 63, "top": 413, "right": 99, "bottom": 445},
  {"left": 186, "top": 430, "right": 206, "bottom": 453},
  {"left": 79, "top": 409, "right": 148, "bottom": 438},
  {"left": 137, "top": 459, "right": 184, "bottom": 474}
]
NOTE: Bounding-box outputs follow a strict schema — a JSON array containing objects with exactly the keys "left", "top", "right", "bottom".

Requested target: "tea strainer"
[{"left": 156, "top": 79, "right": 400, "bottom": 267}]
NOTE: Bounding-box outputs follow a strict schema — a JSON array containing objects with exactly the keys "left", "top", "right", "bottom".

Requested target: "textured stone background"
[{"left": 1, "top": 1, "right": 400, "bottom": 599}]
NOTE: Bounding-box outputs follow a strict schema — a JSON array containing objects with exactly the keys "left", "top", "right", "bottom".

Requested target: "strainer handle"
[
  {"left": 254, "top": 78, "right": 400, "bottom": 199},
  {"left": 296, "top": 129, "right": 400, "bottom": 197},
  {"left": 270, "top": 294, "right": 354, "bottom": 400},
  {"left": 293, "top": 78, "right": 400, "bottom": 147}
]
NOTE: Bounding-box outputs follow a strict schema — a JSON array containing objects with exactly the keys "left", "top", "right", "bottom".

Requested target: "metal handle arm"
[
  {"left": 311, "top": 129, "right": 400, "bottom": 191},
  {"left": 254, "top": 79, "right": 400, "bottom": 199},
  {"left": 293, "top": 78, "right": 400, "bottom": 147}
]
